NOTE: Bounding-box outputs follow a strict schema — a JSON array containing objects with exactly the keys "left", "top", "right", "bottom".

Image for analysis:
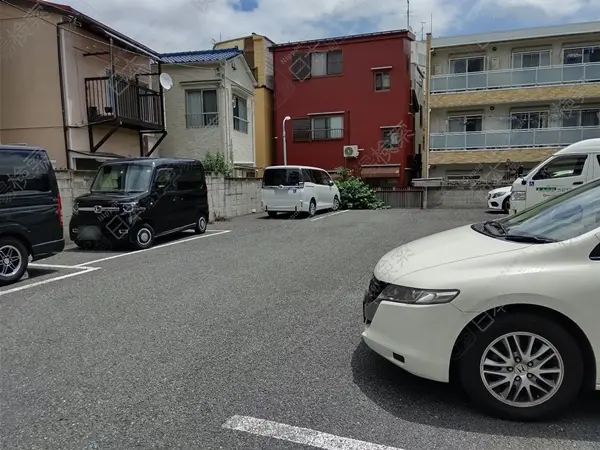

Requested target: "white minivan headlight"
[
  {"left": 378, "top": 284, "right": 459, "bottom": 305},
  {"left": 511, "top": 191, "right": 526, "bottom": 201}
]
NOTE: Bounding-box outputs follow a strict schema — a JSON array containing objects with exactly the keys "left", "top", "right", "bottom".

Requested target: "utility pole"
[
  {"left": 406, "top": 0, "right": 410, "bottom": 30},
  {"left": 420, "top": 22, "right": 425, "bottom": 40},
  {"left": 422, "top": 32, "right": 432, "bottom": 208}
]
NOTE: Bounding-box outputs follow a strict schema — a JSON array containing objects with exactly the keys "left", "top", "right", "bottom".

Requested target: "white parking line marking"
[
  {"left": 222, "top": 415, "right": 404, "bottom": 450},
  {"left": 29, "top": 263, "right": 95, "bottom": 270},
  {"left": 73, "top": 230, "right": 231, "bottom": 267},
  {"left": 0, "top": 267, "right": 100, "bottom": 296},
  {"left": 310, "top": 210, "right": 349, "bottom": 221}
]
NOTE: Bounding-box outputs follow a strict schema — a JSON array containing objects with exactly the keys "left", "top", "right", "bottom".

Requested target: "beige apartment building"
[
  {"left": 0, "top": 0, "right": 166, "bottom": 170},
  {"left": 213, "top": 33, "right": 275, "bottom": 177},
  {"left": 427, "top": 21, "right": 600, "bottom": 181}
]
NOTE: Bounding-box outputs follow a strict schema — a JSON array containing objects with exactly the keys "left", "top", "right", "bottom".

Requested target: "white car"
[
  {"left": 363, "top": 178, "right": 600, "bottom": 421},
  {"left": 487, "top": 186, "right": 511, "bottom": 212},
  {"left": 261, "top": 165, "right": 341, "bottom": 218}
]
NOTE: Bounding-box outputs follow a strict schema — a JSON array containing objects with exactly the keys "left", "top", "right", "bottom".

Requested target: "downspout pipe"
[{"left": 56, "top": 20, "right": 71, "bottom": 169}]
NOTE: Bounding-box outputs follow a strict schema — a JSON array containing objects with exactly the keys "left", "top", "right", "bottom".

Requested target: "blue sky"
[{"left": 64, "top": 0, "right": 600, "bottom": 52}]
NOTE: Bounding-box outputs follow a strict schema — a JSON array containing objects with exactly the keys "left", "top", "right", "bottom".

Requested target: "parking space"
[{"left": 1, "top": 209, "right": 598, "bottom": 450}]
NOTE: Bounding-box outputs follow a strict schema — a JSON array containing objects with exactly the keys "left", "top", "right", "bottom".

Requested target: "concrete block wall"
[
  {"left": 56, "top": 170, "right": 97, "bottom": 240},
  {"left": 56, "top": 171, "right": 262, "bottom": 243},
  {"left": 427, "top": 183, "right": 506, "bottom": 209}
]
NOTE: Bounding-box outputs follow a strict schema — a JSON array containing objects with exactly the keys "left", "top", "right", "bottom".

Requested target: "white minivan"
[
  {"left": 261, "top": 165, "right": 341, "bottom": 218},
  {"left": 510, "top": 138, "right": 600, "bottom": 215}
]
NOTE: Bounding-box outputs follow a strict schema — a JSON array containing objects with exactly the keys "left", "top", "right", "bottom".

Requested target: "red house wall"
[{"left": 272, "top": 33, "right": 414, "bottom": 186}]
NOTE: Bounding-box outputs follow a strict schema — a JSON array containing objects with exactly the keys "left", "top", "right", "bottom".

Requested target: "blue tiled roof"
[{"left": 159, "top": 48, "right": 242, "bottom": 64}]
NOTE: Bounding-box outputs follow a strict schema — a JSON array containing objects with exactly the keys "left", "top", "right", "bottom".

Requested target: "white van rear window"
[{"left": 263, "top": 168, "right": 301, "bottom": 186}]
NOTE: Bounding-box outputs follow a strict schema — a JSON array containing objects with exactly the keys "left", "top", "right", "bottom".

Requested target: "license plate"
[{"left": 78, "top": 225, "right": 102, "bottom": 240}]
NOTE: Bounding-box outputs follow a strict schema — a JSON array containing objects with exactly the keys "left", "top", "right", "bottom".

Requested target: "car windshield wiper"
[
  {"left": 483, "top": 220, "right": 507, "bottom": 235},
  {"left": 503, "top": 234, "right": 557, "bottom": 244}
]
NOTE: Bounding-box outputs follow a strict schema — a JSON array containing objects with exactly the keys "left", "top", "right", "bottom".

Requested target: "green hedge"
[{"left": 333, "top": 167, "right": 385, "bottom": 210}]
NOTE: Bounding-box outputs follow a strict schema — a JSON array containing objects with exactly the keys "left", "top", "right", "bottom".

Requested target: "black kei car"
[
  {"left": 70, "top": 157, "right": 209, "bottom": 250},
  {"left": 0, "top": 145, "right": 65, "bottom": 286}
]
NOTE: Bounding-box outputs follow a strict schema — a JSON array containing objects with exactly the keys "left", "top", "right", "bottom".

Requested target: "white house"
[{"left": 157, "top": 48, "right": 257, "bottom": 177}]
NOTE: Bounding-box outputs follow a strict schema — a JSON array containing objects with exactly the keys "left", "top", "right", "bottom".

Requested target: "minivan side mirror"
[
  {"left": 327, "top": 179, "right": 335, "bottom": 186},
  {"left": 521, "top": 179, "right": 527, "bottom": 185}
]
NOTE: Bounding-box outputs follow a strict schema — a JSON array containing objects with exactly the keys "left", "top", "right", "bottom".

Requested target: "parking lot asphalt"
[{"left": 1, "top": 209, "right": 598, "bottom": 450}]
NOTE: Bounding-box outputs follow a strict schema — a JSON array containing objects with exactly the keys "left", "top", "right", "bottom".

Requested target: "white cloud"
[{"left": 62, "top": 0, "right": 599, "bottom": 53}]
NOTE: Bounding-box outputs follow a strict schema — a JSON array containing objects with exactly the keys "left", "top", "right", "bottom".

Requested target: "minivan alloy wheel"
[
  {"left": 480, "top": 332, "right": 564, "bottom": 408},
  {"left": 332, "top": 196, "right": 340, "bottom": 211},
  {"left": 0, "top": 245, "right": 22, "bottom": 277}
]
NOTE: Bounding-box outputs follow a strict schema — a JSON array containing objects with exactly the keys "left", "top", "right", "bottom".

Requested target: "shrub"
[
  {"left": 333, "top": 167, "right": 385, "bottom": 210},
  {"left": 202, "top": 152, "right": 233, "bottom": 177}
]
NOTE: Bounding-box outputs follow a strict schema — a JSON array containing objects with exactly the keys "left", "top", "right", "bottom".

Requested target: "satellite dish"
[{"left": 159, "top": 73, "right": 173, "bottom": 91}]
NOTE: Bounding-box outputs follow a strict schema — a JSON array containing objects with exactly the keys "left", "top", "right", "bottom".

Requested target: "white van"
[
  {"left": 510, "top": 138, "right": 600, "bottom": 215},
  {"left": 261, "top": 165, "right": 341, "bottom": 218}
]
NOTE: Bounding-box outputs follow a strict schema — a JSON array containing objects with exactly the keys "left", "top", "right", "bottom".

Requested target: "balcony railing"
[
  {"left": 431, "top": 62, "right": 600, "bottom": 93},
  {"left": 292, "top": 128, "right": 344, "bottom": 141},
  {"left": 85, "top": 76, "right": 164, "bottom": 129},
  {"left": 430, "top": 127, "right": 600, "bottom": 151}
]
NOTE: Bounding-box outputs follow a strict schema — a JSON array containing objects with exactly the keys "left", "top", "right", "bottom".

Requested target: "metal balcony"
[
  {"left": 430, "top": 62, "right": 600, "bottom": 93},
  {"left": 430, "top": 127, "right": 600, "bottom": 151},
  {"left": 85, "top": 76, "right": 164, "bottom": 130}
]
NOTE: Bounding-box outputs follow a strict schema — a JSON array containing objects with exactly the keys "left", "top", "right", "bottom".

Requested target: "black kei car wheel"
[
  {"left": 131, "top": 223, "right": 155, "bottom": 250},
  {"left": 0, "top": 237, "right": 28, "bottom": 286},
  {"left": 458, "top": 313, "right": 584, "bottom": 421},
  {"left": 195, "top": 214, "right": 207, "bottom": 234}
]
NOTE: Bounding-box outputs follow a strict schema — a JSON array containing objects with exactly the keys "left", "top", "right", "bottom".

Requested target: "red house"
[{"left": 271, "top": 30, "right": 419, "bottom": 188}]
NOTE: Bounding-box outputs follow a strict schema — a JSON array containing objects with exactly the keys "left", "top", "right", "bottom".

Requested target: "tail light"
[{"left": 57, "top": 194, "right": 63, "bottom": 227}]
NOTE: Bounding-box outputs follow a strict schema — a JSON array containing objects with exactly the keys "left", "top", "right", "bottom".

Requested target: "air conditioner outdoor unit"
[{"left": 343, "top": 145, "right": 359, "bottom": 158}]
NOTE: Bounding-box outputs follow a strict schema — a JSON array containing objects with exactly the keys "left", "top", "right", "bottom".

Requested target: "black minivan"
[
  {"left": 0, "top": 145, "right": 65, "bottom": 286},
  {"left": 70, "top": 157, "right": 209, "bottom": 250}
]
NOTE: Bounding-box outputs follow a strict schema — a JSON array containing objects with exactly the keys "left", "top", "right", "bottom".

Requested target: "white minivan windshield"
[{"left": 490, "top": 178, "right": 600, "bottom": 242}]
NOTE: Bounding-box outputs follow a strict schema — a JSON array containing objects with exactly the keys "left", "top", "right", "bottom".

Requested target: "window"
[
  {"left": 510, "top": 111, "right": 549, "bottom": 130},
  {"left": 291, "top": 50, "right": 342, "bottom": 79},
  {"left": 512, "top": 51, "right": 551, "bottom": 68},
  {"left": 262, "top": 167, "right": 301, "bottom": 186},
  {"left": 381, "top": 128, "right": 399, "bottom": 148},
  {"left": 374, "top": 72, "right": 390, "bottom": 91},
  {"left": 292, "top": 118, "right": 311, "bottom": 141},
  {"left": 449, "top": 57, "right": 485, "bottom": 74},
  {"left": 562, "top": 109, "right": 600, "bottom": 127},
  {"left": 290, "top": 53, "right": 311, "bottom": 80},
  {"left": 233, "top": 95, "right": 248, "bottom": 133},
  {"left": 292, "top": 115, "right": 344, "bottom": 141},
  {"left": 301, "top": 169, "right": 315, "bottom": 183},
  {"left": 176, "top": 166, "right": 205, "bottom": 191},
  {"left": 90, "top": 164, "right": 154, "bottom": 193},
  {"left": 0, "top": 149, "right": 52, "bottom": 198},
  {"left": 563, "top": 46, "right": 600, "bottom": 64},
  {"left": 447, "top": 115, "right": 483, "bottom": 132},
  {"left": 74, "top": 158, "right": 104, "bottom": 171},
  {"left": 532, "top": 155, "right": 587, "bottom": 180},
  {"left": 310, "top": 169, "right": 331, "bottom": 185},
  {"left": 311, "top": 115, "right": 343, "bottom": 140},
  {"left": 185, "top": 90, "right": 218, "bottom": 128}
]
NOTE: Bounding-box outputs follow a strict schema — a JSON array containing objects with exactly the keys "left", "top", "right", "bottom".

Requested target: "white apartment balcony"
[
  {"left": 430, "top": 126, "right": 600, "bottom": 151},
  {"left": 430, "top": 62, "right": 600, "bottom": 93}
]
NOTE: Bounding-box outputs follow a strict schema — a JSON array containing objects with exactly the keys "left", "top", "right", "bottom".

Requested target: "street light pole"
[{"left": 282, "top": 116, "right": 291, "bottom": 165}]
